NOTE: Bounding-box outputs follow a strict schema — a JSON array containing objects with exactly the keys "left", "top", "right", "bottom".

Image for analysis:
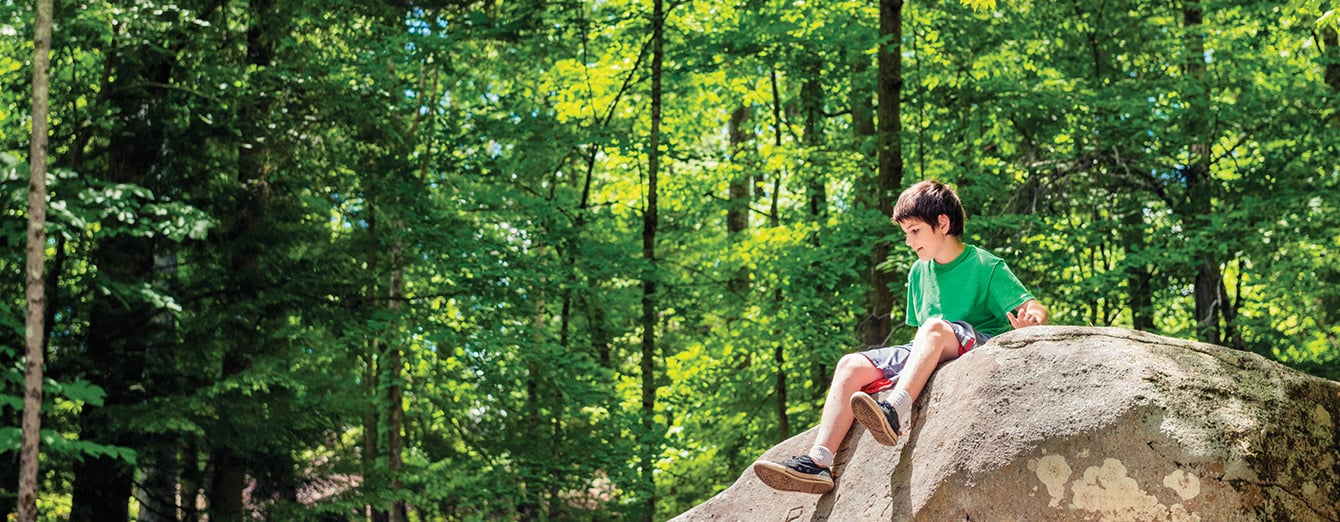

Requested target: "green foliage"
[
  {"left": 47, "top": 177, "right": 213, "bottom": 242},
  {"left": 2, "top": 0, "right": 1337, "bottom": 520},
  {"left": 0, "top": 428, "right": 136, "bottom": 464}
]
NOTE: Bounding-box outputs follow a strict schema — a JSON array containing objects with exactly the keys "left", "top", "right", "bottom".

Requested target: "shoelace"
[{"left": 876, "top": 399, "right": 904, "bottom": 432}]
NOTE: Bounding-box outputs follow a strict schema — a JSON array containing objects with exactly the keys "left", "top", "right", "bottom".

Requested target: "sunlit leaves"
[
  {"left": 963, "top": 0, "right": 998, "bottom": 12},
  {"left": 1, "top": 0, "right": 1336, "bottom": 518}
]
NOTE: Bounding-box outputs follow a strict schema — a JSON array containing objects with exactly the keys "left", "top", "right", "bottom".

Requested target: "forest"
[{"left": 1, "top": 0, "right": 1338, "bottom": 520}]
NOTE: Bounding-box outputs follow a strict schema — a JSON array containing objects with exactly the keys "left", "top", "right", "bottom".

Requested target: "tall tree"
[
  {"left": 71, "top": 8, "right": 178, "bottom": 518},
  {"left": 768, "top": 68, "right": 790, "bottom": 442},
  {"left": 385, "top": 56, "right": 439, "bottom": 522},
  {"left": 204, "top": 0, "right": 280, "bottom": 517},
  {"left": 17, "top": 0, "right": 53, "bottom": 519},
  {"left": 860, "top": 0, "right": 905, "bottom": 348},
  {"left": 1181, "top": 0, "right": 1225, "bottom": 346},
  {"left": 641, "top": 0, "right": 665, "bottom": 517}
]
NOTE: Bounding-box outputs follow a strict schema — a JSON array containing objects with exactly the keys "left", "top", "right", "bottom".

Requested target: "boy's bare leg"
[
  {"left": 893, "top": 320, "right": 964, "bottom": 404},
  {"left": 752, "top": 353, "right": 883, "bottom": 494},
  {"left": 849, "top": 320, "right": 962, "bottom": 446},
  {"left": 812, "top": 354, "right": 885, "bottom": 460}
]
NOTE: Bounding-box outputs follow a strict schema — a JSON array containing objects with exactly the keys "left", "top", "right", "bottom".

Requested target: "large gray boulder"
[{"left": 671, "top": 326, "right": 1340, "bottom": 521}]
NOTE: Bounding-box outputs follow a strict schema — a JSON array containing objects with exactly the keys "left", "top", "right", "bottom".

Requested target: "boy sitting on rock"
[{"left": 752, "top": 179, "right": 1049, "bottom": 494}]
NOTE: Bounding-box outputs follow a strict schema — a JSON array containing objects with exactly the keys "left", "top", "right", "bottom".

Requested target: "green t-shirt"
[{"left": 905, "top": 245, "right": 1035, "bottom": 337}]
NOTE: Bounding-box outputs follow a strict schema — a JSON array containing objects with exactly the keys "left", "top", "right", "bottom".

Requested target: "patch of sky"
[{"left": 406, "top": 9, "right": 433, "bottom": 36}]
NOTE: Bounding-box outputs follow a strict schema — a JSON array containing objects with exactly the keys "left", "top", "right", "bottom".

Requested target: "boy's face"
[{"left": 898, "top": 215, "right": 953, "bottom": 262}]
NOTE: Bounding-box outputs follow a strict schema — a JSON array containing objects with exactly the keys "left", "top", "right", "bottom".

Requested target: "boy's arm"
[{"left": 1006, "top": 299, "right": 1048, "bottom": 329}]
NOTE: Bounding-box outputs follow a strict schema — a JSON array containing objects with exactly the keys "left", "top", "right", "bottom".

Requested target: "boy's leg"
[
  {"left": 753, "top": 353, "right": 885, "bottom": 494},
  {"left": 851, "top": 320, "right": 976, "bottom": 445},
  {"left": 893, "top": 320, "right": 969, "bottom": 401},
  {"left": 811, "top": 353, "right": 886, "bottom": 456}
]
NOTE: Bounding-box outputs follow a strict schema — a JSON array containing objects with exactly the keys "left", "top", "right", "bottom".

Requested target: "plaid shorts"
[{"left": 859, "top": 320, "right": 990, "bottom": 381}]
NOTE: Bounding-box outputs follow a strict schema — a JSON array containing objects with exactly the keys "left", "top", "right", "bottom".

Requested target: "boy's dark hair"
[{"left": 892, "top": 180, "right": 965, "bottom": 236}]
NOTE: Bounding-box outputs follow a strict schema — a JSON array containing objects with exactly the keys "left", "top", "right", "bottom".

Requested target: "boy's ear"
[{"left": 936, "top": 214, "right": 951, "bottom": 234}]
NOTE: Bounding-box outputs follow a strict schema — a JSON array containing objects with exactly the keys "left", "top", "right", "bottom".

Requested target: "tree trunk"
[
  {"left": 73, "top": 20, "right": 170, "bottom": 522},
  {"left": 74, "top": 235, "right": 143, "bottom": 519},
  {"left": 860, "top": 0, "right": 905, "bottom": 349},
  {"left": 208, "top": 1, "right": 278, "bottom": 517},
  {"left": 519, "top": 256, "right": 545, "bottom": 519},
  {"left": 1122, "top": 205, "right": 1155, "bottom": 331},
  {"left": 641, "top": 0, "right": 665, "bottom": 517},
  {"left": 70, "top": 450, "right": 134, "bottom": 522},
  {"left": 181, "top": 435, "right": 204, "bottom": 522},
  {"left": 1218, "top": 261, "right": 1246, "bottom": 350},
  {"left": 387, "top": 243, "right": 407, "bottom": 522},
  {"left": 727, "top": 105, "right": 751, "bottom": 296},
  {"left": 578, "top": 128, "right": 612, "bottom": 369},
  {"left": 768, "top": 69, "right": 790, "bottom": 442},
  {"left": 800, "top": 59, "right": 826, "bottom": 224},
  {"left": 1182, "top": 0, "right": 1222, "bottom": 345},
  {"left": 851, "top": 52, "right": 876, "bottom": 139},
  {"left": 576, "top": 173, "right": 614, "bottom": 368},
  {"left": 18, "top": 0, "right": 54, "bottom": 519},
  {"left": 136, "top": 439, "right": 180, "bottom": 522},
  {"left": 798, "top": 57, "right": 832, "bottom": 396},
  {"left": 207, "top": 446, "right": 246, "bottom": 521},
  {"left": 362, "top": 375, "right": 385, "bottom": 522},
  {"left": 381, "top": 60, "right": 439, "bottom": 522},
  {"left": 525, "top": 257, "right": 563, "bottom": 518},
  {"left": 363, "top": 211, "right": 389, "bottom": 522}
]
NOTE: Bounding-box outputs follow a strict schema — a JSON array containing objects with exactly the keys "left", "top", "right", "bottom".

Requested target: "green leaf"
[
  {"left": 0, "top": 427, "right": 17, "bottom": 451},
  {"left": 54, "top": 379, "right": 107, "bottom": 407}
]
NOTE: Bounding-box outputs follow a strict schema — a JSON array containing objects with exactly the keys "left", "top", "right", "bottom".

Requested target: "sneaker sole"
[
  {"left": 850, "top": 393, "right": 902, "bottom": 446},
  {"left": 751, "top": 461, "right": 833, "bottom": 494}
]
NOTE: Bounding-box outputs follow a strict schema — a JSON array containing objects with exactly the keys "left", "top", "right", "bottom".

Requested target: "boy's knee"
[
  {"left": 918, "top": 320, "right": 965, "bottom": 360},
  {"left": 916, "top": 320, "right": 954, "bottom": 341},
  {"left": 834, "top": 353, "right": 874, "bottom": 376}
]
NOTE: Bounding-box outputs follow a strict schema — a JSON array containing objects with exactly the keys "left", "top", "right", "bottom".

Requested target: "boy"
[{"left": 752, "top": 179, "right": 1048, "bottom": 494}]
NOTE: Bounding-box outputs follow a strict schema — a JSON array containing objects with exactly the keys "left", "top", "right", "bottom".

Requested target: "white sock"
[
  {"left": 809, "top": 445, "right": 835, "bottom": 468},
  {"left": 889, "top": 390, "right": 912, "bottom": 431}
]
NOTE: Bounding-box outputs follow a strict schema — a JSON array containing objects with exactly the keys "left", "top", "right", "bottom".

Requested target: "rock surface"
[{"left": 671, "top": 326, "right": 1340, "bottom": 521}]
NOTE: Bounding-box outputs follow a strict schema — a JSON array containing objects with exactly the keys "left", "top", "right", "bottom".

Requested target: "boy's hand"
[
  {"left": 1007, "top": 311, "right": 1041, "bottom": 328},
  {"left": 1007, "top": 300, "right": 1048, "bottom": 329}
]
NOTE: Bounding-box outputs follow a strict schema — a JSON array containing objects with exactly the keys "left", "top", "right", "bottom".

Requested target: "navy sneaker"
[
  {"left": 850, "top": 391, "right": 903, "bottom": 446},
  {"left": 752, "top": 455, "right": 834, "bottom": 494}
]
